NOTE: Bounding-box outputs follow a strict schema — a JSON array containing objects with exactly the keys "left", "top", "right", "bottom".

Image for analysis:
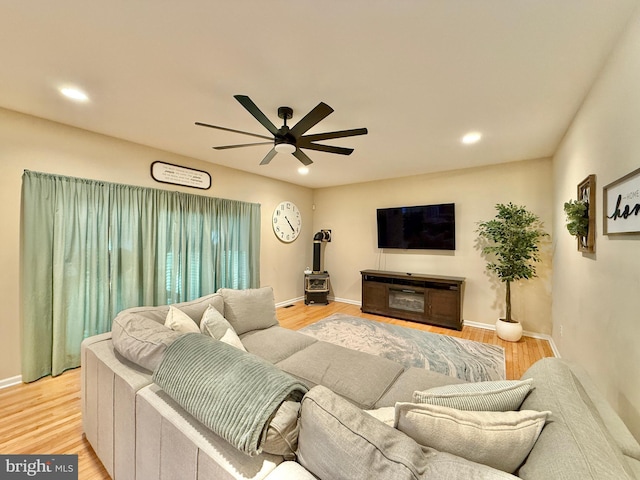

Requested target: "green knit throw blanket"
[{"left": 153, "top": 333, "right": 308, "bottom": 456}]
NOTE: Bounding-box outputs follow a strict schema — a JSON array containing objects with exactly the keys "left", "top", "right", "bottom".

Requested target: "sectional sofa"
[{"left": 81, "top": 287, "right": 640, "bottom": 479}]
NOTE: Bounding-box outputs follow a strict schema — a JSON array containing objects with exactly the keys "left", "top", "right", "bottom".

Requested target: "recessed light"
[
  {"left": 461, "top": 131, "right": 482, "bottom": 144},
  {"left": 298, "top": 166, "right": 309, "bottom": 175},
  {"left": 60, "top": 87, "right": 89, "bottom": 102}
]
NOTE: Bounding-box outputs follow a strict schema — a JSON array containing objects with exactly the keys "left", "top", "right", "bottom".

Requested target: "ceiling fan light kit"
[
  {"left": 274, "top": 142, "right": 296, "bottom": 154},
  {"left": 196, "top": 94, "right": 367, "bottom": 166}
]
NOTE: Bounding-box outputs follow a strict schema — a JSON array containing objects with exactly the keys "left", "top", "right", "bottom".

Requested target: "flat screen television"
[{"left": 377, "top": 203, "right": 455, "bottom": 250}]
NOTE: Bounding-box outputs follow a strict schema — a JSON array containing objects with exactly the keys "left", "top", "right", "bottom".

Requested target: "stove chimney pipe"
[{"left": 313, "top": 231, "right": 324, "bottom": 273}]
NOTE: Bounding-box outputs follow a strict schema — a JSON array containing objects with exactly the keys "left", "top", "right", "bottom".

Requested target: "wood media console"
[{"left": 360, "top": 270, "right": 465, "bottom": 330}]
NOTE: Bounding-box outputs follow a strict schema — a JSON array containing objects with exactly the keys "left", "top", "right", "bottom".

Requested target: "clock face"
[{"left": 272, "top": 201, "right": 301, "bottom": 243}]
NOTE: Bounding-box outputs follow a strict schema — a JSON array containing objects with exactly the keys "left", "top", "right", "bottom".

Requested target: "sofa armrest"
[
  {"left": 518, "top": 357, "right": 636, "bottom": 480},
  {"left": 567, "top": 360, "right": 640, "bottom": 460},
  {"left": 81, "top": 333, "right": 153, "bottom": 480}
]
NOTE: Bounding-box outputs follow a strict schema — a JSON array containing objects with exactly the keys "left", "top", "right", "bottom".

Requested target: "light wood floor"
[
  {"left": 0, "top": 301, "right": 554, "bottom": 480},
  {"left": 0, "top": 368, "right": 109, "bottom": 480}
]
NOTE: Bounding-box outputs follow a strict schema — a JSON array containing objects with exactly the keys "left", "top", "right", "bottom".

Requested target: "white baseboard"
[
  {"left": 330, "top": 296, "right": 360, "bottom": 306},
  {"left": 276, "top": 296, "right": 359, "bottom": 308},
  {"left": 276, "top": 296, "right": 305, "bottom": 308},
  {"left": 464, "top": 320, "right": 561, "bottom": 358},
  {"left": 0, "top": 375, "right": 22, "bottom": 390}
]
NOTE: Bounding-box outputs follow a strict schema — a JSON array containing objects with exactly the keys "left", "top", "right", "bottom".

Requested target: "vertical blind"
[{"left": 21, "top": 170, "right": 260, "bottom": 382}]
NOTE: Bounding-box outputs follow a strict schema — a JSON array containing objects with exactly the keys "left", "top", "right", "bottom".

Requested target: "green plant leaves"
[
  {"left": 476, "top": 203, "right": 548, "bottom": 323},
  {"left": 563, "top": 199, "right": 589, "bottom": 237}
]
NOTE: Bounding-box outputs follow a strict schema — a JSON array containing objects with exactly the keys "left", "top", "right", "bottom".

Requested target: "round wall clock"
[{"left": 272, "top": 201, "right": 301, "bottom": 243}]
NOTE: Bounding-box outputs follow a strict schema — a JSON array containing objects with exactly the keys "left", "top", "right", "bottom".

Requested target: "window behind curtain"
[{"left": 21, "top": 170, "right": 260, "bottom": 382}]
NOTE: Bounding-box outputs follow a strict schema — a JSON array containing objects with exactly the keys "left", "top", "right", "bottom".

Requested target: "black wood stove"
[{"left": 304, "top": 230, "right": 331, "bottom": 305}]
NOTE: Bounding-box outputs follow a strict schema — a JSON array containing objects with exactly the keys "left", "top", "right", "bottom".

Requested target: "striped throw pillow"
[{"left": 412, "top": 378, "right": 533, "bottom": 411}]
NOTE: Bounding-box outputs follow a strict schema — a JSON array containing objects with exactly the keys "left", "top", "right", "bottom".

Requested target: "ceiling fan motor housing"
[
  {"left": 275, "top": 124, "right": 296, "bottom": 150},
  {"left": 276, "top": 107, "right": 296, "bottom": 150},
  {"left": 277, "top": 106, "right": 293, "bottom": 121}
]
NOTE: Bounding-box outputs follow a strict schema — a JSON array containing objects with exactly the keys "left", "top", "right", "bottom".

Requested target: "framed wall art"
[
  {"left": 151, "top": 161, "right": 211, "bottom": 190},
  {"left": 577, "top": 175, "right": 596, "bottom": 252},
  {"left": 603, "top": 167, "right": 640, "bottom": 235}
]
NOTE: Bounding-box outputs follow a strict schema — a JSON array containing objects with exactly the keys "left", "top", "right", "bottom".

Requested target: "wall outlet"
[{"left": 321, "top": 229, "right": 331, "bottom": 241}]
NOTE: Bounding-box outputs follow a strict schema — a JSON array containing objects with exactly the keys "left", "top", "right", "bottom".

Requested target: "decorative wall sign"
[
  {"left": 603, "top": 167, "right": 640, "bottom": 235},
  {"left": 578, "top": 175, "right": 596, "bottom": 252},
  {"left": 151, "top": 161, "right": 211, "bottom": 190}
]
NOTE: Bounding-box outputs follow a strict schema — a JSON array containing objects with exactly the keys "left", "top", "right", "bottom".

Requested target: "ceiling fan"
[{"left": 196, "top": 95, "right": 368, "bottom": 166}]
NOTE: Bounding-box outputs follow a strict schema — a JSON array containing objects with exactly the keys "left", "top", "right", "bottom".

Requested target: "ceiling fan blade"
[
  {"left": 195, "top": 122, "right": 272, "bottom": 141},
  {"left": 260, "top": 148, "right": 278, "bottom": 165},
  {"left": 289, "top": 102, "right": 334, "bottom": 138},
  {"left": 293, "top": 148, "right": 314, "bottom": 166},
  {"left": 234, "top": 95, "right": 279, "bottom": 136},
  {"left": 300, "top": 127, "right": 368, "bottom": 142},
  {"left": 213, "top": 142, "right": 273, "bottom": 150},
  {"left": 298, "top": 142, "right": 354, "bottom": 155}
]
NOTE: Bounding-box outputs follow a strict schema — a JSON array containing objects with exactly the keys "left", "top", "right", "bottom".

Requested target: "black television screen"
[{"left": 377, "top": 203, "right": 456, "bottom": 250}]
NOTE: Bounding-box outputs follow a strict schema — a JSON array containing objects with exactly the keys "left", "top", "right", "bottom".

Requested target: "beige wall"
[
  {"left": 0, "top": 107, "right": 556, "bottom": 383},
  {"left": 552, "top": 8, "right": 640, "bottom": 440},
  {"left": 312, "top": 158, "right": 554, "bottom": 333},
  {"left": 0, "top": 107, "right": 314, "bottom": 381}
]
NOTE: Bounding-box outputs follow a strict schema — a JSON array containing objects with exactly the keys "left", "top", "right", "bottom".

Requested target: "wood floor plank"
[{"left": 0, "top": 300, "right": 554, "bottom": 479}]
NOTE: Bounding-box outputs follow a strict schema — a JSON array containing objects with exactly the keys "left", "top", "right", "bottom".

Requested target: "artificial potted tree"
[{"left": 477, "top": 203, "right": 548, "bottom": 342}]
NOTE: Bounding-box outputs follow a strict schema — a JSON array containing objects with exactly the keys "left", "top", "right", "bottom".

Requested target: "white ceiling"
[{"left": 1, "top": 1, "right": 638, "bottom": 188}]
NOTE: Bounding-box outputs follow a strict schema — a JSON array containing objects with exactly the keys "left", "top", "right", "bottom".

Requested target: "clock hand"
[{"left": 285, "top": 216, "right": 295, "bottom": 232}]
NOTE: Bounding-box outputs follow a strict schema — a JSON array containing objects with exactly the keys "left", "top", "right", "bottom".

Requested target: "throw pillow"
[
  {"left": 394, "top": 402, "right": 550, "bottom": 473},
  {"left": 412, "top": 378, "right": 533, "bottom": 411},
  {"left": 218, "top": 286, "right": 279, "bottom": 335},
  {"left": 297, "top": 385, "right": 434, "bottom": 480},
  {"left": 199, "top": 305, "right": 246, "bottom": 351},
  {"left": 261, "top": 400, "right": 301, "bottom": 458},
  {"left": 164, "top": 306, "right": 200, "bottom": 333}
]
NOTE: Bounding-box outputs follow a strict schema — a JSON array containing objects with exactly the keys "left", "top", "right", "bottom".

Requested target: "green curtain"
[{"left": 21, "top": 171, "right": 260, "bottom": 382}]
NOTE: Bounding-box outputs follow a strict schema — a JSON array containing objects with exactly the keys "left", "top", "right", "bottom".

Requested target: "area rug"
[{"left": 299, "top": 314, "right": 505, "bottom": 382}]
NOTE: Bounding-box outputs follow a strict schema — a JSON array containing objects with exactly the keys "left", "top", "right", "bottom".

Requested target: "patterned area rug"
[{"left": 300, "top": 314, "right": 505, "bottom": 382}]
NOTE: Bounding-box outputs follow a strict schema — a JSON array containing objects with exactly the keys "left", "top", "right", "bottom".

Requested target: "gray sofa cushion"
[
  {"left": 179, "top": 293, "right": 224, "bottom": 324},
  {"left": 375, "top": 367, "right": 465, "bottom": 407},
  {"left": 118, "top": 293, "right": 222, "bottom": 325},
  {"left": 241, "top": 326, "right": 317, "bottom": 364},
  {"left": 200, "top": 305, "right": 246, "bottom": 351},
  {"left": 112, "top": 313, "right": 181, "bottom": 372},
  {"left": 111, "top": 293, "right": 223, "bottom": 371},
  {"left": 297, "top": 385, "right": 518, "bottom": 480},
  {"left": 297, "top": 385, "right": 431, "bottom": 480},
  {"left": 219, "top": 287, "right": 279, "bottom": 335},
  {"left": 518, "top": 358, "right": 635, "bottom": 480},
  {"left": 276, "top": 341, "right": 404, "bottom": 409}
]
